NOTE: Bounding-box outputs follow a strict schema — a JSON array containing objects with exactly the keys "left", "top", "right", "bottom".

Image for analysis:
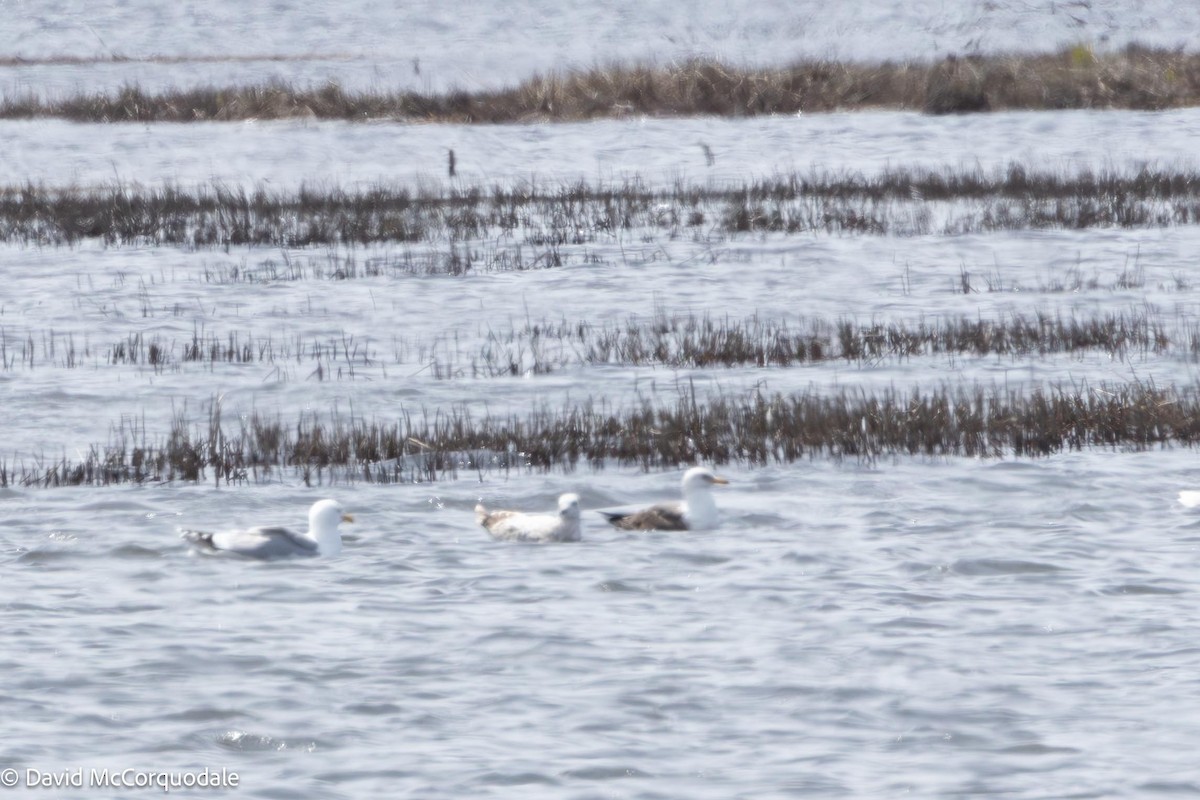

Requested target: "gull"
[
  {"left": 180, "top": 499, "right": 353, "bottom": 559},
  {"left": 1178, "top": 491, "right": 1200, "bottom": 508},
  {"left": 601, "top": 466, "right": 729, "bottom": 531},
  {"left": 475, "top": 493, "right": 583, "bottom": 543}
]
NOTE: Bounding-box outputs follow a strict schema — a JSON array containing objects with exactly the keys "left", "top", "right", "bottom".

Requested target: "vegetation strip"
[
  {"left": 7, "top": 380, "right": 1200, "bottom": 487},
  {"left": 2, "top": 45, "right": 1199, "bottom": 121},
  {"left": 1, "top": 309, "right": 1184, "bottom": 376},
  {"left": 4, "top": 164, "right": 1200, "bottom": 247}
]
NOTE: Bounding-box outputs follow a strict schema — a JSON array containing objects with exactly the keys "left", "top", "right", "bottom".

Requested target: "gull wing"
[
  {"left": 600, "top": 502, "right": 688, "bottom": 531},
  {"left": 182, "top": 526, "right": 318, "bottom": 559}
]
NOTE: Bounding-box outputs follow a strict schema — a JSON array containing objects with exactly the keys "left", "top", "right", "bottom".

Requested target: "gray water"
[{"left": 7, "top": 453, "right": 1200, "bottom": 798}]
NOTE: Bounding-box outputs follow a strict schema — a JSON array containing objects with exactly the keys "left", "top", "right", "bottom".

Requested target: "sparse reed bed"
[
  {"left": 8, "top": 379, "right": 1200, "bottom": 487},
  {"left": 1, "top": 309, "right": 1186, "bottom": 377},
  {"left": 0, "top": 325, "right": 378, "bottom": 376},
  {"left": 3, "top": 45, "right": 1199, "bottom": 121},
  {"left": 431, "top": 308, "right": 1181, "bottom": 377},
  {"left": 4, "top": 164, "right": 1200, "bottom": 248}
]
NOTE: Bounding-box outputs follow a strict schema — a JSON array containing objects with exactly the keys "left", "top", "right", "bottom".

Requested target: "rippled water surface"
[
  {"left": 7, "top": 1, "right": 1200, "bottom": 798},
  {"left": 7, "top": 454, "right": 1200, "bottom": 798}
]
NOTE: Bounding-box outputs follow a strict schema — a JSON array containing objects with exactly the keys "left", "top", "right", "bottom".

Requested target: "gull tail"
[
  {"left": 180, "top": 529, "right": 217, "bottom": 551},
  {"left": 599, "top": 510, "right": 635, "bottom": 529}
]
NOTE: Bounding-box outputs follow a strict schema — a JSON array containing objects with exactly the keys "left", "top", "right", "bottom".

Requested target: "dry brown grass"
[
  {"left": 8, "top": 380, "right": 1200, "bottom": 487},
  {"left": 2, "top": 45, "right": 1199, "bottom": 123}
]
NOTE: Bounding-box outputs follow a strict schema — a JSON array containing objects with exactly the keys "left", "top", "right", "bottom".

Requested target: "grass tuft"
[{"left": 4, "top": 45, "right": 1200, "bottom": 123}]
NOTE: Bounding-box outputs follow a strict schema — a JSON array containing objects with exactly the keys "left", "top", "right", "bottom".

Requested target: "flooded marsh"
[{"left": 7, "top": 3, "right": 1200, "bottom": 798}]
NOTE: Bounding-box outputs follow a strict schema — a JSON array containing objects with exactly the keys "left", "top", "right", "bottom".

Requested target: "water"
[
  {"left": 7, "top": 455, "right": 1200, "bottom": 798},
  {"left": 5, "top": 109, "right": 1200, "bottom": 190},
  {"left": 6, "top": 1, "right": 1200, "bottom": 797}
]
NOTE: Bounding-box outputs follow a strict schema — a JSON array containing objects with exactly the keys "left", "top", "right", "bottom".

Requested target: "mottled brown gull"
[
  {"left": 476, "top": 493, "right": 583, "bottom": 543},
  {"left": 601, "top": 467, "right": 729, "bottom": 531}
]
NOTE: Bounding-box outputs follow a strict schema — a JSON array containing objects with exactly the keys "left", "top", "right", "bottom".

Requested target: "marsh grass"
[
  {"left": 0, "top": 325, "right": 382, "bottom": 382},
  {"left": 4, "top": 164, "right": 1200, "bottom": 249},
  {"left": 4, "top": 45, "right": 1200, "bottom": 122},
  {"left": 9, "top": 379, "right": 1200, "bottom": 487},
  {"left": 436, "top": 308, "right": 1179, "bottom": 377},
  {"left": 1, "top": 308, "right": 1186, "bottom": 378}
]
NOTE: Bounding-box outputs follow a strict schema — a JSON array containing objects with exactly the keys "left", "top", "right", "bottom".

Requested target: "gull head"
[
  {"left": 309, "top": 499, "right": 354, "bottom": 553},
  {"left": 558, "top": 493, "right": 582, "bottom": 520},
  {"left": 682, "top": 467, "right": 729, "bottom": 494}
]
